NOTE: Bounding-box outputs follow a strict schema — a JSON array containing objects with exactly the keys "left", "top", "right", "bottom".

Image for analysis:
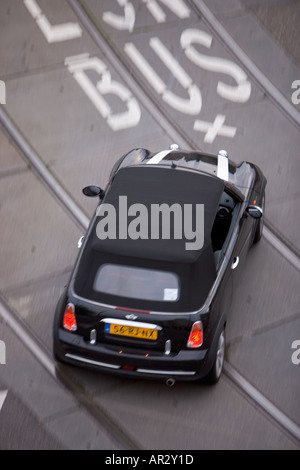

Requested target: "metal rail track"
[
  {"left": 1, "top": 108, "right": 300, "bottom": 446},
  {"left": 0, "top": 0, "right": 300, "bottom": 447},
  {"left": 68, "top": 0, "right": 300, "bottom": 269},
  {"left": 190, "top": 0, "right": 300, "bottom": 130},
  {"left": 0, "top": 290, "right": 141, "bottom": 450}
]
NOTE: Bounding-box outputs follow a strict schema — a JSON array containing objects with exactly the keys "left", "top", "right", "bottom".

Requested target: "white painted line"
[
  {"left": 64, "top": 53, "right": 90, "bottom": 66},
  {"left": 194, "top": 114, "right": 236, "bottom": 143},
  {"left": 181, "top": 28, "right": 251, "bottom": 104},
  {"left": 125, "top": 38, "right": 202, "bottom": 115},
  {"left": 24, "top": 0, "right": 41, "bottom": 18},
  {"left": 0, "top": 390, "right": 8, "bottom": 412},
  {"left": 65, "top": 53, "right": 141, "bottom": 131},
  {"left": 150, "top": 37, "right": 192, "bottom": 90},
  {"left": 0, "top": 340, "right": 6, "bottom": 364},
  {"left": 36, "top": 16, "right": 82, "bottom": 43},
  {"left": 124, "top": 42, "right": 166, "bottom": 95},
  {"left": 69, "top": 0, "right": 191, "bottom": 149},
  {"left": 224, "top": 362, "right": 300, "bottom": 443},
  {"left": 193, "top": 0, "right": 300, "bottom": 127},
  {"left": 0, "top": 80, "right": 6, "bottom": 105},
  {"left": 146, "top": 149, "right": 172, "bottom": 164},
  {"left": 102, "top": 0, "right": 135, "bottom": 32},
  {"left": 24, "top": 0, "right": 82, "bottom": 43},
  {"left": 142, "top": 0, "right": 191, "bottom": 23}
]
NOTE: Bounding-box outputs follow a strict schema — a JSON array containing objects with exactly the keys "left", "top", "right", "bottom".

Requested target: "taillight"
[
  {"left": 63, "top": 303, "right": 77, "bottom": 332},
  {"left": 187, "top": 321, "right": 203, "bottom": 348}
]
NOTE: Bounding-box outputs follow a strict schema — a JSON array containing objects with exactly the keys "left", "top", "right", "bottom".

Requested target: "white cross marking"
[
  {"left": 194, "top": 114, "right": 236, "bottom": 143},
  {"left": 0, "top": 390, "right": 8, "bottom": 412}
]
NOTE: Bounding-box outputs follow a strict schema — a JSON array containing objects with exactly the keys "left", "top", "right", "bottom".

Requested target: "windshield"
[{"left": 93, "top": 264, "right": 180, "bottom": 302}]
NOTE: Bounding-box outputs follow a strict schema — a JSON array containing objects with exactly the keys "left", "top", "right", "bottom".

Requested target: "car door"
[{"left": 229, "top": 202, "right": 256, "bottom": 291}]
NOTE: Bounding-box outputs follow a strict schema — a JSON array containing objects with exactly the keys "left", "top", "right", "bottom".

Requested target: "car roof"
[
  {"left": 114, "top": 147, "right": 254, "bottom": 200},
  {"left": 92, "top": 165, "right": 224, "bottom": 263},
  {"left": 74, "top": 165, "right": 225, "bottom": 312}
]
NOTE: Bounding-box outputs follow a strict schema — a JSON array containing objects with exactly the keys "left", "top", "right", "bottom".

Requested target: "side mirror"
[
  {"left": 246, "top": 205, "right": 263, "bottom": 219},
  {"left": 82, "top": 185, "right": 104, "bottom": 198}
]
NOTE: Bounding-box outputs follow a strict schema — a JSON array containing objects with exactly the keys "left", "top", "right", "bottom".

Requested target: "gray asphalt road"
[{"left": 0, "top": 0, "right": 299, "bottom": 450}]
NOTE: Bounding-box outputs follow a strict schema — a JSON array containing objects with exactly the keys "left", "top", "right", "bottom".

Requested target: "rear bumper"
[{"left": 54, "top": 329, "right": 212, "bottom": 381}]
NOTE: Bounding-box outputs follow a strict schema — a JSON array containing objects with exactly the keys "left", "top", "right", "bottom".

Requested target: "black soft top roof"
[
  {"left": 74, "top": 166, "right": 224, "bottom": 311},
  {"left": 93, "top": 166, "right": 224, "bottom": 261}
]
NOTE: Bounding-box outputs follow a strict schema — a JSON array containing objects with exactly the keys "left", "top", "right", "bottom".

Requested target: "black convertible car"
[{"left": 53, "top": 146, "right": 266, "bottom": 384}]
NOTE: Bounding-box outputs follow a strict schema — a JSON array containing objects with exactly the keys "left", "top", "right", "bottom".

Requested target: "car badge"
[{"left": 125, "top": 313, "right": 138, "bottom": 320}]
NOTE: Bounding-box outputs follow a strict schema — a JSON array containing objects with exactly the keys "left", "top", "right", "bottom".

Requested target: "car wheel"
[
  {"left": 253, "top": 194, "right": 265, "bottom": 244},
  {"left": 53, "top": 317, "right": 64, "bottom": 363},
  {"left": 52, "top": 294, "right": 65, "bottom": 363},
  {"left": 206, "top": 328, "right": 225, "bottom": 384}
]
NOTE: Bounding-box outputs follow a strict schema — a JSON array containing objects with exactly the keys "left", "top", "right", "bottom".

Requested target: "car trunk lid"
[{"left": 75, "top": 303, "right": 192, "bottom": 353}]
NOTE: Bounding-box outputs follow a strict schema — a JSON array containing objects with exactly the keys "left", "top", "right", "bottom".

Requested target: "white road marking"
[
  {"left": 0, "top": 80, "right": 6, "bottom": 105},
  {"left": 0, "top": 340, "right": 5, "bottom": 364},
  {"left": 192, "top": 0, "right": 300, "bottom": 126},
  {"left": 124, "top": 39, "right": 202, "bottom": 115},
  {"left": 65, "top": 54, "right": 141, "bottom": 131},
  {"left": 102, "top": 0, "right": 190, "bottom": 31},
  {"left": 24, "top": 0, "right": 82, "bottom": 43},
  {"left": 124, "top": 42, "right": 166, "bottom": 94},
  {"left": 103, "top": 0, "right": 135, "bottom": 32},
  {"left": 0, "top": 390, "right": 8, "bottom": 412},
  {"left": 142, "top": 0, "right": 190, "bottom": 23},
  {"left": 150, "top": 37, "right": 192, "bottom": 89},
  {"left": 194, "top": 114, "right": 236, "bottom": 143},
  {"left": 69, "top": 0, "right": 190, "bottom": 147},
  {"left": 181, "top": 28, "right": 251, "bottom": 103}
]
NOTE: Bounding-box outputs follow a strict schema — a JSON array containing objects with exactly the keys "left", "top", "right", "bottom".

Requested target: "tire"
[
  {"left": 206, "top": 328, "right": 225, "bottom": 384},
  {"left": 253, "top": 194, "right": 265, "bottom": 244},
  {"left": 52, "top": 294, "right": 66, "bottom": 363}
]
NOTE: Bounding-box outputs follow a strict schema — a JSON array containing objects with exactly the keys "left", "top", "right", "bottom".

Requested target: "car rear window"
[{"left": 93, "top": 264, "right": 180, "bottom": 302}]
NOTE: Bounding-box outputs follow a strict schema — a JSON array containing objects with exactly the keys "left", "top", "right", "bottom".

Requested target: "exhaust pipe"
[{"left": 166, "top": 378, "right": 175, "bottom": 387}]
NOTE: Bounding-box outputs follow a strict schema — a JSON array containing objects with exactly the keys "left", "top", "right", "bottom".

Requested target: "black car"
[{"left": 53, "top": 146, "right": 266, "bottom": 384}]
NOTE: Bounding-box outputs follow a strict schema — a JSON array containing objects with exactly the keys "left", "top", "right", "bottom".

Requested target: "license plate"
[{"left": 105, "top": 323, "right": 158, "bottom": 340}]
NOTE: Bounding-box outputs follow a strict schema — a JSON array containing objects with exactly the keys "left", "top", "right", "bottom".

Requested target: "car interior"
[{"left": 212, "top": 190, "right": 239, "bottom": 269}]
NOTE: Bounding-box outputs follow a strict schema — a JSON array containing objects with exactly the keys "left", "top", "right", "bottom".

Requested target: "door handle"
[
  {"left": 77, "top": 236, "right": 85, "bottom": 248},
  {"left": 231, "top": 256, "right": 239, "bottom": 270}
]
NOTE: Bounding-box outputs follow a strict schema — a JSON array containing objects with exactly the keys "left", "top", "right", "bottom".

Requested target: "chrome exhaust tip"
[{"left": 166, "top": 378, "right": 175, "bottom": 387}]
